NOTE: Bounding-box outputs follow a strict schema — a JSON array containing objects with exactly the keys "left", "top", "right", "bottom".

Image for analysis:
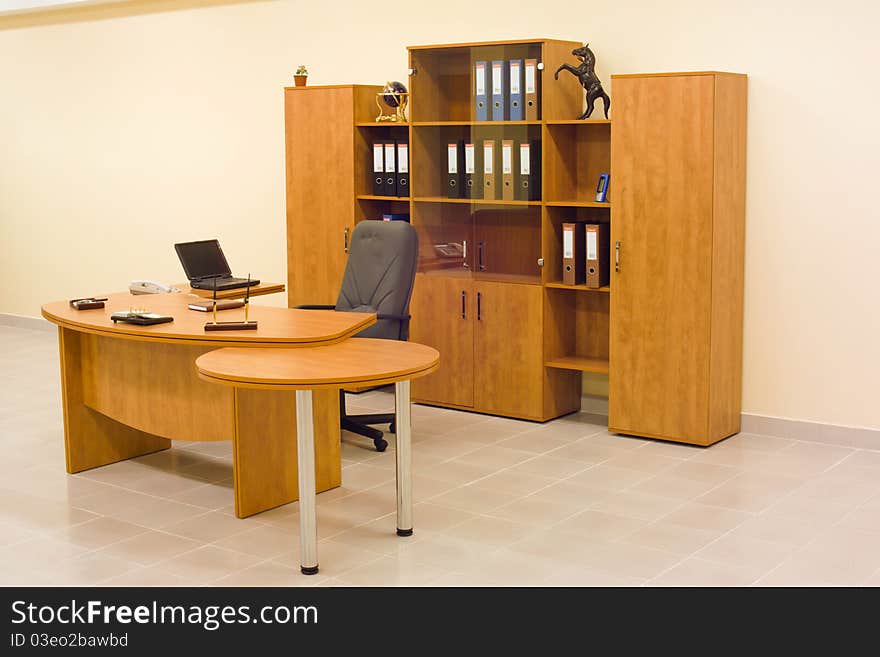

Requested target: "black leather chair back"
[{"left": 335, "top": 220, "right": 418, "bottom": 340}]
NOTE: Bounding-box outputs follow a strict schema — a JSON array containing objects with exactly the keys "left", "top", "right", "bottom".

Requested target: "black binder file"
[
  {"left": 372, "top": 141, "right": 385, "bottom": 195},
  {"left": 517, "top": 140, "right": 540, "bottom": 201},
  {"left": 396, "top": 141, "right": 409, "bottom": 197},
  {"left": 464, "top": 141, "right": 483, "bottom": 199},
  {"left": 447, "top": 140, "right": 464, "bottom": 198},
  {"left": 384, "top": 140, "right": 397, "bottom": 196}
]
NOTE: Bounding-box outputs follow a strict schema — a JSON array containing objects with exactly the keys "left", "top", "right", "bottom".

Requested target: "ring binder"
[
  {"left": 491, "top": 60, "right": 508, "bottom": 121},
  {"left": 509, "top": 59, "right": 524, "bottom": 121}
]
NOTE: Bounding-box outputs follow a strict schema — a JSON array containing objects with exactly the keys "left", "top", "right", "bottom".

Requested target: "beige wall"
[{"left": 2, "top": 0, "right": 878, "bottom": 430}]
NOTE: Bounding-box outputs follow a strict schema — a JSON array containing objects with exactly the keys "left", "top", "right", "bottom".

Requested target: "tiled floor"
[{"left": 2, "top": 324, "right": 880, "bottom": 586}]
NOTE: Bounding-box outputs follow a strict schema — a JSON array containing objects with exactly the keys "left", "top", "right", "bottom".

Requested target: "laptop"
[{"left": 174, "top": 239, "right": 260, "bottom": 291}]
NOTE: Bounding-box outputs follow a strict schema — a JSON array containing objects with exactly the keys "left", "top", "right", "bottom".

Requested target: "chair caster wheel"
[
  {"left": 389, "top": 422, "right": 396, "bottom": 434},
  {"left": 374, "top": 437, "right": 388, "bottom": 452}
]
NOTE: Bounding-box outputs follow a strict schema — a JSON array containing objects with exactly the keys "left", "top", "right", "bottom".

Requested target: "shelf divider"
[
  {"left": 544, "top": 281, "right": 611, "bottom": 293},
  {"left": 414, "top": 196, "right": 541, "bottom": 206},
  {"left": 544, "top": 200, "right": 611, "bottom": 208}
]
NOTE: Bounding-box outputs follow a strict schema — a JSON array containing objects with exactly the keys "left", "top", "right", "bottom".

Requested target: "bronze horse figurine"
[{"left": 554, "top": 44, "right": 610, "bottom": 119}]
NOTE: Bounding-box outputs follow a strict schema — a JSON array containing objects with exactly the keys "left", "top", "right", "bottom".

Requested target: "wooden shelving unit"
[{"left": 284, "top": 47, "right": 747, "bottom": 444}]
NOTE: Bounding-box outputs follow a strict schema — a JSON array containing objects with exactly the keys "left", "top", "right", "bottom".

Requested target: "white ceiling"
[{"left": 0, "top": 1, "right": 128, "bottom": 14}]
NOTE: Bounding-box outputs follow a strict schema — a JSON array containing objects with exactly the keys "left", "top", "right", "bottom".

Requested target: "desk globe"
[{"left": 376, "top": 81, "right": 408, "bottom": 122}]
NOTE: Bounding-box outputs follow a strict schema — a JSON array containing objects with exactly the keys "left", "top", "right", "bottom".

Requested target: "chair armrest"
[{"left": 295, "top": 304, "right": 336, "bottom": 310}]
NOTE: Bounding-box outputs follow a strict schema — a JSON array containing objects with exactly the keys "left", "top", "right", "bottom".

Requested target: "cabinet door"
[
  {"left": 474, "top": 281, "right": 543, "bottom": 419},
  {"left": 409, "top": 274, "right": 474, "bottom": 408},
  {"left": 285, "top": 87, "right": 354, "bottom": 306},
  {"left": 609, "top": 75, "right": 715, "bottom": 442}
]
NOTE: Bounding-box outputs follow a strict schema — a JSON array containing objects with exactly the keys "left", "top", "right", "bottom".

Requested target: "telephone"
[{"left": 129, "top": 280, "right": 181, "bottom": 295}]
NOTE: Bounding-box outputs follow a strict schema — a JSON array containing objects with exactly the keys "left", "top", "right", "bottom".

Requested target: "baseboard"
[
  {"left": 582, "top": 396, "right": 878, "bottom": 450},
  {"left": 0, "top": 313, "right": 54, "bottom": 332},
  {"left": 741, "top": 413, "right": 880, "bottom": 451}
]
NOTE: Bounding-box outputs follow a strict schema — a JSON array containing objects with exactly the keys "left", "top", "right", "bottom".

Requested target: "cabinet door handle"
[
  {"left": 461, "top": 291, "right": 467, "bottom": 319},
  {"left": 615, "top": 240, "right": 621, "bottom": 272},
  {"left": 344, "top": 227, "right": 350, "bottom": 253},
  {"left": 476, "top": 292, "right": 482, "bottom": 321},
  {"left": 478, "top": 241, "right": 485, "bottom": 271},
  {"left": 462, "top": 240, "right": 469, "bottom": 269}
]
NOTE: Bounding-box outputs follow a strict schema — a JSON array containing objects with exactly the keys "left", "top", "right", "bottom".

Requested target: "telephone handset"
[{"left": 129, "top": 280, "right": 181, "bottom": 295}]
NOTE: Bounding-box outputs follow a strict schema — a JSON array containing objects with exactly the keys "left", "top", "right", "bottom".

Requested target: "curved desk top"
[
  {"left": 41, "top": 291, "right": 375, "bottom": 346},
  {"left": 197, "top": 338, "right": 440, "bottom": 390}
]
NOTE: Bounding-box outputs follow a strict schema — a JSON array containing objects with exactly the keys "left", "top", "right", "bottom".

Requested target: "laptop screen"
[{"left": 174, "top": 240, "right": 232, "bottom": 280}]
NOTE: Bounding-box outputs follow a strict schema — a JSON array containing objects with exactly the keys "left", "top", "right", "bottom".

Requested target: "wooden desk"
[
  {"left": 197, "top": 338, "right": 439, "bottom": 574},
  {"left": 176, "top": 281, "right": 285, "bottom": 300},
  {"left": 41, "top": 291, "right": 375, "bottom": 518}
]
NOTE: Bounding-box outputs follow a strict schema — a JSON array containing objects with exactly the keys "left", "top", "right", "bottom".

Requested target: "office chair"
[{"left": 298, "top": 220, "right": 419, "bottom": 452}]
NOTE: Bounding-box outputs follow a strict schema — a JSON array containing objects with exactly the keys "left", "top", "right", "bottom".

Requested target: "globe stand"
[{"left": 375, "top": 91, "right": 409, "bottom": 123}]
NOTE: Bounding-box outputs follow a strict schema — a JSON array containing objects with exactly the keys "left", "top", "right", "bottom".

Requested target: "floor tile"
[
  {"left": 649, "top": 558, "right": 761, "bottom": 587},
  {"left": 620, "top": 521, "right": 722, "bottom": 556},
  {"left": 95, "top": 530, "right": 202, "bottom": 566},
  {"left": 273, "top": 538, "right": 385, "bottom": 577},
  {"left": 333, "top": 555, "right": 449, "bottom": 586},
  {"left": 163, "top": 511, "right": 254, "bottom": 543},
  {"left": 2, "top": 325, "right": 875, "bottom": 587},
  {"left": 660, "top": 503, "right": 753, "bottom": 533},
  {"left": 578, "top": 541, "right": 682, "bottom": 580},
  {"left": 212, "top": 560, "right": 328, "bottom": 587},
  {"left": 159, "top": 546, "right": 263, "bottom": 585},
  {"left": 695, "top": 534, "right": 793, "bottom": 573}
]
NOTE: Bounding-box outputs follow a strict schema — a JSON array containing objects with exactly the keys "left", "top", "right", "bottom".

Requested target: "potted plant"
[{"left": 294, "top": 65, "right": 308, "bottom": 87}]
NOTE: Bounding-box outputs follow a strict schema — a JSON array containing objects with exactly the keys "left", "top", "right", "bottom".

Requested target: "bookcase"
[{"left": 284, "top": 40, "right": 747, "bottom": 444}]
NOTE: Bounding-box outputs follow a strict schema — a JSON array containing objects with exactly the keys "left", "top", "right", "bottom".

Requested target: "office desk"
[
  {"left": 197, "top": 338, "right": 439, "bottom": 574},
  {"left": 176, "top": 281, "right": 285, "bottom": 300},
  {"left": 41, "top": 291, "right": 375, "bottom": 518}
]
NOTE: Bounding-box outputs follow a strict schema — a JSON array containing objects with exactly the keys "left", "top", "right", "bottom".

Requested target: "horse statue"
[{"left": 554, "top": 43, "right": 610, "bottom": 119}]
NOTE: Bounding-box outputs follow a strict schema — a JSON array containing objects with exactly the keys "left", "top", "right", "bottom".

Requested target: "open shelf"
[
  {"left": 543, "top": 122, "right": 611, "bottom": 204},
  {"left": 544, "top": 200, "right": 611, "bottom": 208},
  {"left": 415, "top": 196, "right": 540, "bottom": 206},
  {"left": 545, "top": 281, "right": 610, "bottom": 292},
  {"left": 545, "top": 356, "right": 609, "bottom": 373}
]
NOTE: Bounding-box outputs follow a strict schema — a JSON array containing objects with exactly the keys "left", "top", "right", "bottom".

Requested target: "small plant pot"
[{"left": 294, "top": 75, "right": 308, "bottom": 87}]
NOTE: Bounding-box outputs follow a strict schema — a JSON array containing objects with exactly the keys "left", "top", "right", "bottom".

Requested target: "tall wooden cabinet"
[
  {"left": 609, "top": 73, "right": 747, "bottom": 445},
  {"left": 284, "top": 45, "right": 747, "bottom": 444},
  {"left": 284, "top": 84, "right": 385, "bottom": 305}
]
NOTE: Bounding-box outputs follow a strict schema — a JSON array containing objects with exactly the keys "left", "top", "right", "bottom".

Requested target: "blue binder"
[
  {"left": 474, "top": 61, "right": 488, "bottom": 121},
  {"left": 509, "top": 59, "right": 524, "bottom": 121},
  {"left": 491, "top": 60, "right": 508, "bottom": 121}
]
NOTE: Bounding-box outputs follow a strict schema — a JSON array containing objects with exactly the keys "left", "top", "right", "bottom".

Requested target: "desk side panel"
[
  {"left": 233, "top": 388, "right": 341, "bottom": 518},
  {"left": 59, "top": 328, "right": 170, "bottom": 472},
  {"left": 80, "top": 335, "right": 234, "bottom": 442}
]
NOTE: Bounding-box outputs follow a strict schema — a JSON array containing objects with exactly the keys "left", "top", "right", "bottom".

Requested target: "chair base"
[
  {"left": 340, "top": 389, "right": 395, "bottom": 452},
  {"left": 341, "top": 415, "right": 389, "bottom": 452}
]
